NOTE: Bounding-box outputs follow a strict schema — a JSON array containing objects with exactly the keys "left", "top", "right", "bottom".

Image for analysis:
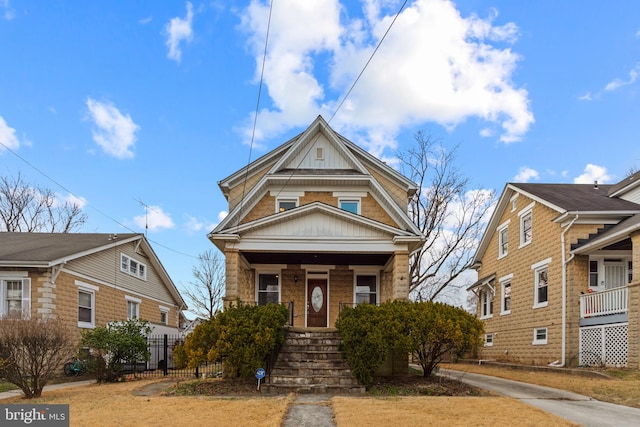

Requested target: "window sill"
[
  {"left": 480, "top": 314, "right": 494, "bottom": 320},
  {"left": 532, "top": 302, "right": 548, "bottom": 309},
  {"left": 500, "top": 310, "right": 511, "bottom": 316},
  {"left": 497, "top": 253, "right": 508, "bottom": 260},
  {"left": 532, "top": 340, "right": 547, "bottom": 345},
  {"left": 519, "top": 240, "right": 532, "bottom": 249},
  {"left": 78, "top": 322, "right": 95, "bottom": 329},
  {"left": 484, "top": 343, "right": 493, "bottom": 347}
]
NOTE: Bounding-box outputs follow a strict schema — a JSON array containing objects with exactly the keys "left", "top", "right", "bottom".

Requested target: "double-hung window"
[
  {"left": 532, "top": 258, "right": 551, "bottom": 308},
  {"left": 76, "top": 281, "right": 98, "bottom": 328},
  {"left": 500, "top": 274, "right": 512, "bottom": 315},
  {"left": 257, "top": 273, "right": 280, "bottom": 305},
  {"left": 121, "top": 254, "right": 147, "bottom": 280},
  {"left": 355, "top": 274, "right": 378, "bottom": 305},
  {"left": 485, "top": 333, "right": 494, "bottom": 347},
  {"left": 126, "top": 296, "right": 141, "bottom": 320},
  {"left": 480, "top": 286, "right": 494, "bottom": 319},
  {"left": 0, "top": 276, "right": 31, "bottom": 317},
  {"left": 519, "top": 204, "right": 533, "bottom": 247},
  {"left": 498, "top": 221, "right": 509, "bottom": 258}
]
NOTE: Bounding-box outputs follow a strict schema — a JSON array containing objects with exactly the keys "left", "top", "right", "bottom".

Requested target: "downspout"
[{"left": 551, "top": 215, "right": 578, "bottom": 367}]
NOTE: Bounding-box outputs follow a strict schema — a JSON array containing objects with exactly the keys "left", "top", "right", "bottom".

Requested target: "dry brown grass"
[
  {"left": 441, "top": 363, "right": 640, "bottom": 408},
  {"left": 332, "top": 396, "right": 580, "bottom": 427},
  {"left": 2, "top": 379, "right": 292, "bottom": 427}
]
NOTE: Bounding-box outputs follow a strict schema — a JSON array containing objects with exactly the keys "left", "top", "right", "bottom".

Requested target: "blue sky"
[{"left": 1, "top": 1, "right": 640, "bottom": 309}]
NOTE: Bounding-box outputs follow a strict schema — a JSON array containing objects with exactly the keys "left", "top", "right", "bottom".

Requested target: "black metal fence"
[{"left": 134, "top": 334, "right": 221, "bottom": 379}]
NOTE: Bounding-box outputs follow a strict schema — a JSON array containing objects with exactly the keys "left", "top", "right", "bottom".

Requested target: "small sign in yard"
[{"left": 256, "top": 368, "right": 265, "bottom": 390}]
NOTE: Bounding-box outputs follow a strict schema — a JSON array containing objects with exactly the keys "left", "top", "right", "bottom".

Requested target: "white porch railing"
[{"left": 580, "top": 287, "right": 628, "bottom": 318}]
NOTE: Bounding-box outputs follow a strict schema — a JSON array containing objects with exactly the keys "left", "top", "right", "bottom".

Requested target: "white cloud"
[
  {"left": 0, "top": 116, "right": 21, "bottom": 152},
  {"left": 218, "top": 210, "right": 228, "bottom": 222},
  {"left": 133, "top": 206, "right": 174, "bottom": 231},
  {"left": 164, "top": 2, "right": 194, "bottom": 63},
  {"left": 514, "top": 166, "right": 539, "bottom": 183},
  {"left": 1, "top": 0, "right": 15, "bottom": 20},
  {"left": 241, "top": 0, "right": 533, "bottom": 153},
  {"left": 85, "top": 98, "right": 140, "bottom": 159},
  {"left": 62, "top": 193, "right": 87, "bottom": 209},
  {"left": 573, "top": 164, "right": 612, "bottom": 184},
  {"left": 139, "top": 16, "right": 152, "bottom": 25},
  {"left": 604, "top": 65, "right": 640, "bottom": 92},
  {"left": 578, "top": 92, "right": 592, "bottom": 101}
]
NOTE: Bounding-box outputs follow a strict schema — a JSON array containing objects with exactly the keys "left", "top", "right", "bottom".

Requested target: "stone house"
[
  {"left": 208, "top": 116, "right": 424, "bottom": 328},
  {"left": 0, "top": 232, "right": 186, "bottom": 341},
  {"left": 469, "top": 172, "right": 640, "bottom": 368}
]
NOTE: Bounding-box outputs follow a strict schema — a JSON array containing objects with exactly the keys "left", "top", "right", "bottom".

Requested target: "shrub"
[
  {"left": 0, "top": 316, "right": 73, "bottom": 398},
  {"left": 180, "top": 303, "right": 288, "bottom": 378},
  {"left": 80, "top": 318, "right": 152, "bottom": 382}
]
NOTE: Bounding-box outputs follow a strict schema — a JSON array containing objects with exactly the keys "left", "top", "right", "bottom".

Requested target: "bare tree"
[
  {"left": 398, "top": 131, "right": 497, "bottom": 302},
  {"left": 183, "top": 249, "right": 225, "bottom": 319},
  {"left": 0, "top": 173, "right": 87, "bottom": 232}
]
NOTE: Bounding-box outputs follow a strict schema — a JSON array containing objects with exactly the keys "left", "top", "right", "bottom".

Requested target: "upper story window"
[
  {"left": 498, "top": 221, "right": 509, "bottom": 258},
  {"left": 500, "top": 274, "right": 512, "bottom": 315},
  {"left": 339, "top": 199, "right": 360, "bottom": 215},
  {"left": 315, "top": 147, "right": 324, "bottom": 160},
  {"left": 257, "top": 273, "right": 280, "bottom": 305},
  {"left": 0, "top": 277, "right": 31, "bottom": 318},
  {"left": 532, "top": 258, "right": 551, "bottom": 308},
  {"left": 510, "top": 194, "right": 518, "bottom": 212},
  {"left": 121, "top": 254, "right": 147, "bottom": 280},
  {"left": 519, "top": 207, "right": 533, "bottom": 247},
  {"left": 277, "top": 198, "right": 297, "bottom": 212}
]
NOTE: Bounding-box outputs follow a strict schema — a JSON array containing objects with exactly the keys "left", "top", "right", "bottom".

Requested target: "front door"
[{"left": 307, "top": 279, "right": 327, "bottom": 327}]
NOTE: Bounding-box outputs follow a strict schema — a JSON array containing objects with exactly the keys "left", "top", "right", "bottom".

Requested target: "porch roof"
[{"left": 242, "top": 251, "right": 391, "bottom": 266}]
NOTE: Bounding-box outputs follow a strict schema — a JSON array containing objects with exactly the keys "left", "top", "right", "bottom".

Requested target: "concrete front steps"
[{"left": 266, "top": 327, "right": 365, "bottom": 394}]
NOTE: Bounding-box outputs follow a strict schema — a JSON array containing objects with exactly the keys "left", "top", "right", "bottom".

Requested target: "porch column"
[
  {"left": 222, "top": 248, "right": 240, "bottom": 308},
  {"left": 628, "top": 232, "right": 640, "bottom": 369},
  {"left": 392, "top": 250, "right": 410, "bottom": 300}
]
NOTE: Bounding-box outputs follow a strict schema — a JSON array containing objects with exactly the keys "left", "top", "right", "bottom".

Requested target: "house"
[
  {"left": 0, "top": 232, "right": 186, "bottom": 340},
  {"left": 208, "top": 116, "right": 424, "bottom": 328},
  {"left": 469, "top": 172, "right": 640, "bottom": 368}
]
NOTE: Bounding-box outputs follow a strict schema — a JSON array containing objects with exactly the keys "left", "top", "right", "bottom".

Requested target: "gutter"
[{"left": 552, "top": 215, "right": 578, "bottom": 368}]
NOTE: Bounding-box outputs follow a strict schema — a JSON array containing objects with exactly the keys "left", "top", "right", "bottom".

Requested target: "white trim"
[
  {"left": 510, "top": 194, "right": 519, "bottom": 212},
  {"left": 499, "top": 274, "right": 513, "bottom": 316},
  {"left": 74, "top": 280, "right": 99, "bottom": 292},
  {"left": 333, "top": 191, "right": 367, "bottom": 198},
  {"left": 77, "top": 285, "right": 96, "bottom": 329},
  {"left": 484, "top": 333, "right": 494, "bottom": 347},
  {"left": 532, "top": 260, "right": 550, "bottom": 309},
  {"left": 159, "top": 305, "right": 170, "bottom": 312},
  {"left": 531, "top": 257, "right": 552, "bottom": 270},
  {"left": 125, "top": 295, "right": 142, "bottom": 303},
  {"left": 0, "top": 271, "right": 28, "bottom": 278},
  {"left": 256, "top": 270, "right": 281, "bottom": 305},
  {"left": 353, "top": 270, "right": 379, "bottom": 306},
  {"left": 497, "top": 220, "right": 510, "bottom": 259},
  {"left": 518, "top": 203, "right": 534, "bottom": 248},
  {"left": 532, "top": 327, "right": 548, "bottom": 345},
  {"left": 338, "top": 197, "right": 361, "bottom": 215},
  {"left": 120, "top": 253, "right": 147, "bottom": 281}
]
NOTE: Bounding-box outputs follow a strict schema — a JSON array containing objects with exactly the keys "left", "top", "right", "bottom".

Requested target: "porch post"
[
  {"left": 628, "top": 232, "right": 640, "bottom": 369},
  {"left": 392, "top": 250, "right": 410, "bottom": 300},
  {"left": 222, "top": 248, "right": 240, "bottom": 308}
]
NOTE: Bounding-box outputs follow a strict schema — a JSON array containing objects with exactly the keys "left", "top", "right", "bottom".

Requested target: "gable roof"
[
  {"left": 472, "top": 182, "right": 640, "bottom": 267},
  {"left": 212, "top": 116, "right": 422, "bottom": 237},
  {"left": 0, "top": 232, "right": 186, "bottom": 308}
]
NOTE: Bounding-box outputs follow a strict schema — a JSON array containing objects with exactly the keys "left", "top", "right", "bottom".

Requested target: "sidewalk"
[
  {"left": 440, "top": 369, "right": 640, "bottom": 427},
  {"left": 0, "top": 379, "right": 96, "bottom": 400}
]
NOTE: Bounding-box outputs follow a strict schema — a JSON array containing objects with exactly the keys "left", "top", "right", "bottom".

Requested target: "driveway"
[{"left": 440, "top": 369, "right": 640, "bottom": 427}]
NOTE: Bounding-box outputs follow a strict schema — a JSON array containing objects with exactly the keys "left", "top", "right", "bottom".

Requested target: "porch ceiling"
[{"left": 242, "top": 251, "right": 391, "bottom": 266}]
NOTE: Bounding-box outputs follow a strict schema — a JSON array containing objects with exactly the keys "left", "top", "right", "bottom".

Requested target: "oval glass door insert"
[{"left": 311, "top": 286, "right": 323, "bottom": 312}]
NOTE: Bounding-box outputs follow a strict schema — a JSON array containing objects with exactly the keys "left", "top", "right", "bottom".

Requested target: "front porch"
[{"left": 579, "top": 287, "right": 628, "bottom": 326}]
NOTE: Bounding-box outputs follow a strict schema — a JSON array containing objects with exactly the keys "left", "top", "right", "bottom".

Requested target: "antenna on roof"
[{"left": 135, "top": 198, "right": 157, "bottom": 237}]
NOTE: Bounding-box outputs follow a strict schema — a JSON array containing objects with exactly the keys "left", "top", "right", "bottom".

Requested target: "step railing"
[{"left": 580, "top": 287, "right": 628, "bottom": 318}]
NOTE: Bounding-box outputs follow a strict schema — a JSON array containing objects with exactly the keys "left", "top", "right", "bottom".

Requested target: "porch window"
[
  {"left": 498, "top": 222, "right": 509, "bottom": 258},
  {"left": 500, "top": 277, "right": 511, "bottom": 315},
  {"left": 533, "top": 327, "right": 547, "bottom": 345},
  {"left": 355, "top": 275, "right": 377, "bottom": 305},
  {"left": 480, "top": 286, "right": 494, "bottom": 319},
  {"left": 258, "top": 273, "right": 280, "bottom": 305},
  {"left": 589, "top": 261, "right": 599, "bottom": 287},
  {"left": 1, "top": 278, "right": 30, "bottom": 317}
]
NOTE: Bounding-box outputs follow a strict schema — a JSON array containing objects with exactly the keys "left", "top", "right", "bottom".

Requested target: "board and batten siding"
[{"left": 284, "top": 133, "right": 355, "bottom": 170}]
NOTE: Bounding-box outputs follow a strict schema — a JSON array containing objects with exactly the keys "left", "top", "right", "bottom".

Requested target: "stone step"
[
  {"left": 285, "top": 337, "right": 342, "bottom": 346},
  {"left": 277, "top": 350, "right": 343, "bottom": 361},
  {"left": 263, "top": 383, "right": 365, "bottom": 395},
  {"left": 271, "top": 366, "right": 354, "bottom": 377},
  {"left": 280, "top": 344, "right": 341, "bottom": 352},
  {"left": 274, "top": 359, "right": 348, "bottom": 369},
  {"left": 269, "top": 374, "right": 360, "bottom": 386}
]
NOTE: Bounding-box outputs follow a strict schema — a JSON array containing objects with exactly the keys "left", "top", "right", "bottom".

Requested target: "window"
[
  {"left": 277, "top": 198, "right": 297, "bottom": 212},
  {"left": 339, "top": 199, "right": 360, "bottom": 215},
  {"left": 629, "top": 261, "right": 633, "bottom": 284},
  {"left": 498, "top": 222, "right": 509, "bottom": 258},
  {"left": 76, "top": 281, "right": 98, "bottom": 328},
  {"left": 126, "top": 296, "right": 140, "bottom": 320},
  {"left": 0, "top": 277, "right": 30, "bottom": 317},
  {"left": 355, "top": 274, "right": 377, "bottom": 305},
  {"left": 519, "top": 208, "right": 533, "bottom": 247},
  {"left": 160, "top": 311, "right": 168, "bottom": 325},
  {"left": 532, "top": 259, "right": 551, "bottom": 308},
  {"left": 589, "top": 261, "right": 599, "bottom": 287},
  {"left": 480, "top": 287, "right": 494, "bottom": 319},
  {"left": 121, "top": 254, "right": 147, "bottom": 280},
  {"left": 316, "top": 147, "right": 324, "bottom": 160},
  {"left": 258, "top": 273, "right": 280, "bottom": 305},
  {"left": 533, "top": 328, "right": 547, "bottom": 345},
  {"left": 485, "top": 333, "right": 494, "bottom": 347},
  {"left": 510, "top": 194, "right": 518, "bottom": 212},
  {"left": 500, "top": 276, "right": 512, "bottom": 315}
]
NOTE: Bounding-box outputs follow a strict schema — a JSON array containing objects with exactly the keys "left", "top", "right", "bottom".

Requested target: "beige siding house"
[
  {"left": 208, "top": 116, "right": 424, "bottom": 328},
  {"left": 470, "top": 172, "right": 640, "bottom": 368},
  {"left": 0, "top": 232, "right": 186, "bottom": 340}
]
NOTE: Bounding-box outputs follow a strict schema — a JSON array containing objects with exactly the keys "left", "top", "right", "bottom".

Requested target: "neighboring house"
[
  {"left": 0, "top": 232, "right": 186, "bottom": 340},
  {"left": 469, "top": 172, "right": 640, "bottom": 368},
  {"left": 208, "top": 116, "right": 424, "bottom": 328}
]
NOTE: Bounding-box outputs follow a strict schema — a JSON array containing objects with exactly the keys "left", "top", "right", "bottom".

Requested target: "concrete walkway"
[
  {"left": 0, "top": 379, "right": 96, "bottom": 400},
  {"left": 282, "top": 394, "right": 336, "bottom": 427},
  {"left": 440, "top": 369, "right": 640, "bottom": 427}
]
